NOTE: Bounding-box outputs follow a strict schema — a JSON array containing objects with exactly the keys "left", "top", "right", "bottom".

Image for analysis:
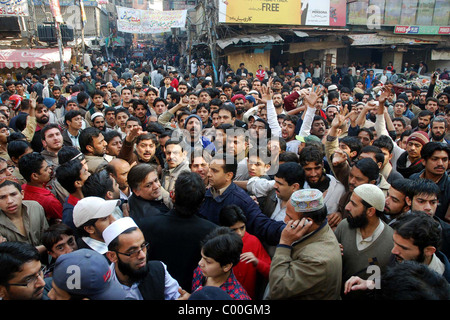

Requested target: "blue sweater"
[{"left": 198, "top": 183, "right": 285, "bottom": 246}]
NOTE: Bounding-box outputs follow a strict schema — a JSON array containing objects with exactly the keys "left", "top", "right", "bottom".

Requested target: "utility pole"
[
  {"left": 202, "top": 0, "right": 218, "bottom": 82},
  {"left": 79, "top": 0, "right": 86, "bottom": 66},
  {"left": 55, "top": 21, "right": 65, "bottom": 74}
]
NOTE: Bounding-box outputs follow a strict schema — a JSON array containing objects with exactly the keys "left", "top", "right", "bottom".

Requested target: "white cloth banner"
[
  {"left": 0, "top": 0, "right": 29, "bottom": 17},
  {"left": 116, "top": 6, "right": 187, "bottom": 34}
]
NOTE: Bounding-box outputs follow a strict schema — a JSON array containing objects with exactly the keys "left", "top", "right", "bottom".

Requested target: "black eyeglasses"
[
  {"left": 115, "top": 242, "right": 149, "bottom": 258},
  {"left": 8, "top": 266, "right": 45, "bottom": 287}
]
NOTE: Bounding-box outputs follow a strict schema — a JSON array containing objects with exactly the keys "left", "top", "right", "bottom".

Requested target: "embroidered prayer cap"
[{"left": 290, "top": 189, "right": 324, "bottom": 213}]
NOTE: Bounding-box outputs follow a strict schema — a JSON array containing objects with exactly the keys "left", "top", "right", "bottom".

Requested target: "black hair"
[
  {"left": 115, "top": 107, "right": 130, "bottom": 117},
  {"left": 82, "top": 169, "right": 114, "bottom": 199},
  {"left": 136, "top": 132, "right": 157, "bottom": 146},
  {"left": 146, "top": 122, "right": 165, "bottom": 135},
  {"left": 174, "top": 171, "right": 205, "bottom": 217},
  {"left": 278, "top": 151, "right": 299, "bottom": 163},
  {"left": 56, "top": 160, "right": 84, "bottom": 194},
  {"left": 201, "top": 227, "right": 243, "bottom": 268},
  {"left": 420, "top": 141, "right": 450, "bottom": 161},
  {"left": 358, "top": 127, "right": 374, "bottom": 141},
  {"left": 40, "top": 123, "right": 62, "bottom": 141},
  {"left": 91, "top": 90, "right": 105, "bottom": 99},
  {"left": 77, "top": 91, "right": 90, "bottom": 104},
  {"left": 64, "top": 110, "right": 82, "bottom": 127},
  {"left": 391, "top": 211, "right": 441, "bottom": 253},
  {"left": 406, "top": 178, "right": 440, "bottom": 200},
  {"left": 353, "top": 157, "right": 380, "bottom": 182},
  {"left": 390, "top": 178, "right": 413, "bottom": 197},
  {"left": 7, "top": 139, "right": 31, "bottom": 162},
  {"left": 42, "top": 223, "right": 75, "bottom": 252},
  {"left": 127, "top": 163, "right": 158, "bottom": 192},
  {"left": 18, "top": 152, "right": 46, "bottom": 183},
  {"left": 375, "top": 260, "right": 450, "bottom": 300},
  {"left": 219, "top": 103, "right": 236, "bottom": 118},
  {"left": 372, "top": 135, "right": 394, "bottom": 154},
  {"left": 79, "top": 127, "right": 102, "bottom": 154},
  {"left": 275, "top": 162, "right": 304, "bottom": 186},
  {"left": 299, "top": 145, "right": 325, "bottom": 166},
  {"left": 219, "top": 204, "right": 247, "bottom": 227},
  {"left": 58, "top": 146, "right": 83, "bottom": 165},
  {"left": 339, "top": 136, "right": 362, "bottom": 159},
  {"left": 0, "top": 242, "right": 41, "bottom": 286},
  {"left": 214, "top": 153, "right": 237, "bottom": 180},
  {"left": 103, "top": 130, "right": 123, "bottom": 144},
  {"left": 360, "top": 145, "right": 385, "bottom": 166},
  {"left": 132, "top": 99, "right": 148, "bottom": 110}
]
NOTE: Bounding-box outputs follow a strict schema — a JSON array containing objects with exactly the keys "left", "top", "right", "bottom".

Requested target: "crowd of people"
[{"left": 0, "top": 53, "right": 449, "bottom": 301}]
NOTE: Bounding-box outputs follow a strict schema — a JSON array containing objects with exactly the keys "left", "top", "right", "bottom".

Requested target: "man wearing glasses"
[
  {"left": 0, "top": 241, "right": 47, "bottom": 300},
  {"left": 103, "top": 217, "right": 189, "bottom": 300}
]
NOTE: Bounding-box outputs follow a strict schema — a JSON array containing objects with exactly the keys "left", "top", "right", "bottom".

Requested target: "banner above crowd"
[
  {"left": 116, "top": 6, "right": 187, "bottom": 34},
  {"left": 0, "top": 0, "right": 29, "bottom": 17},
  {"left": 218, "top": 0, "right": 346, "bottom": 26}
]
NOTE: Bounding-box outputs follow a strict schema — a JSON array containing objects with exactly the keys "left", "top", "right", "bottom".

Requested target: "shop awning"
[
  {"left": 348, "top": 34, "right": 438, "bottom": 46},
  {"left": 0, "top": 47, "right": 72, "bottom": 69},
  {"left": 216, "top": 34, "right": 284, "bottom": 49}
]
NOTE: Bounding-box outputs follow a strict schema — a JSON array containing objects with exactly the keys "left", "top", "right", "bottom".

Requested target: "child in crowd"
[
  {"left": 219, "top": 205, "right": 272, "bottom": 299},
  {"left": 191, "top": 226, "right": 251, "bottom": 300}
]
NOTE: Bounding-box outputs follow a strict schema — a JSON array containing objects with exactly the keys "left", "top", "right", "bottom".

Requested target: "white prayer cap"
[{"left": 102, "top": 217, "right": 138, "bottom": 247}]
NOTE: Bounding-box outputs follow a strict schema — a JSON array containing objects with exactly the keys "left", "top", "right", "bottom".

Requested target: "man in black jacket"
[
  {"left": 126, "top": 163, "right": 172, "bottom": 225},
  {"left": 139, "top": 171, "right": 218, "bottom": 293}
]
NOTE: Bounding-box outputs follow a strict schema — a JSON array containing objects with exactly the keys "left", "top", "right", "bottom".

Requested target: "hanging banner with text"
[
  {"left": 218, "top": 0, "right": 346, "bottom": 26},
  {"left": 0, "top": 0, "right": 29, "bottom": 17},
  {"left": 116, "top": 6, "right": 187, "bottom": 34}
]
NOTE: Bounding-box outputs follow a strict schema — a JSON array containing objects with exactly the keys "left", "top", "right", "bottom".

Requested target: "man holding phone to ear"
[{"left": 268, "top": 189, "right": 342, "bottom": 300}]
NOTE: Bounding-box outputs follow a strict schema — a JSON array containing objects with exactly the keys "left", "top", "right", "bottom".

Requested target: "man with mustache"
[
  {"left": 410, "top": 142, "right": 450, "bottom": 222},
  {"left": 104, "top": 217, "right": 188, "bottom": 300},
  {"left": 31, "top": 103, "right": 50, "bottom": 153},
  {"left": 429, "top": 116, "right": 449, "bottom": 143},
  {"left": 299, "top": 145, "right": 345, "bottom": 215},
  {"left": 390, "top": 212, "right": 450, "bottom": 283},
  {"left": 334, "top": 184, "right": 395, "bottom": 299},
  {"left": 0, "top": 242, "right": 47, "bottom": 300}
]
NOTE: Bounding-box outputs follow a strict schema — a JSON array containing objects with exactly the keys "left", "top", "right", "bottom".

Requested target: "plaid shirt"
[{"left": 191, "top": 265, "right": 251, "bottom": 300}]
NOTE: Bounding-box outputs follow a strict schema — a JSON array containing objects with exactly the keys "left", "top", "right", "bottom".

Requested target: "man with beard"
[
  {"left": 91, "top": 112, "right": 108, "bottom": 133},
  {"left": 383, "top": 178, "right": 412, "bottom": 226},
  {"left": 429, "top": 116, "right": 449, "bottom": 143},
  {"left": 410, "top": 142, "right": 450, "bottom": 222},
  {"left": 396, "top": 130, "right": 429, "bottom": 179},
  {"left": 299, "top": 145, "right": 345, "bottom": 215},
  {"left": 0, "top": 242, "right": 47, "bottom": 300},
  {"left": 334, "top": 184, "right": 395, "bottom": 299},
  {"left": 19, "top": 152, "right": 63, "bottom": 224},
  {"left": 31, "top": 103, "right": 50, "bottom": 153},
  {"left": 104, "top": 217, "right": 188, "bottom": 299},
  {"left": 79, "top": 127, "right": 109, "bottom": 174},
  {"left": 271, "top": 92, "right": 285, "bottom": 115},
  {"left": 181, "top": 114, "right": 215, "bottom": 155},
  {"left": 325, "top": 105, "right": 339, "bottom": 127},
  {"left": 390, "top": 212, "right": 450, "bottom": 283},
  {"left": 437, "top": 93, "right": 450, "bottom": 114},
  {"left": 328, "top": 158, "right": 381, "bottom": 230},
  {"left": 231, "top": 94, "right": 247, "bottom": 123},
  {"left": 412, "top": 110, "right": 433, "bottom": 135}
]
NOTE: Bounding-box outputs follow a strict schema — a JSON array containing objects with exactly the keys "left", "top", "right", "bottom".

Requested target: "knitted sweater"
[{"left": 335, "top": 219, "right": 394, "bottom": 298}]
